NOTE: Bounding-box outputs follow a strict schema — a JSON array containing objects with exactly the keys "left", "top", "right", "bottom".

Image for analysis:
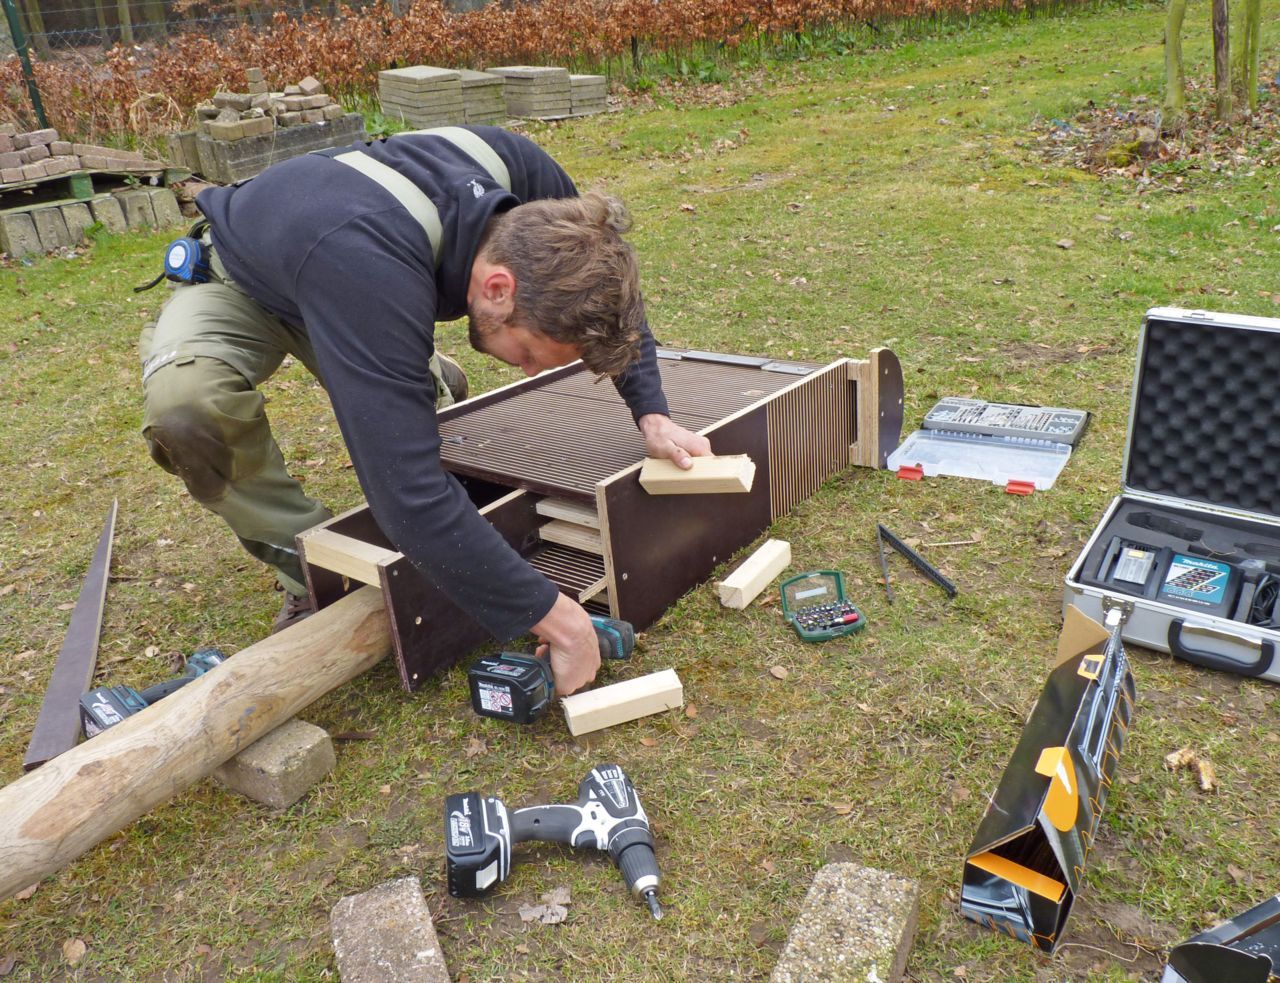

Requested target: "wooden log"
[
  {"left": 638, "top": 455, "right": 755, "bottom": 495},
  {"left": 718, "top": 539, "right": 791, "bottom": 610},
  {"left": 560, "top": 668, "right": 683, "bottom": 736},
  {"left": 0, "top": 587, "right": 390, "bottom": 900}
]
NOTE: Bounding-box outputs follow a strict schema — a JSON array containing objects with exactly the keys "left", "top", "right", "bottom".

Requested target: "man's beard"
[{"left": 467, "top": 302, "right": 503, "bottom": 355}]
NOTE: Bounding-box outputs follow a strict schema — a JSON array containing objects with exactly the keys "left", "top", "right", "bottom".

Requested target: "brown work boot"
[
  {"left": 437, "top": 353, "right": 469, "bottom": 403},
  {"left": 273, "top": 589, "right": 315, "bottom": 634}
]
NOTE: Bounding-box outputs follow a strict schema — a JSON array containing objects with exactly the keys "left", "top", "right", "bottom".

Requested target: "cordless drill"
[
  {"left": 468, "top": 615, "right": 635, "bottom": 723},
  {"left": 79, "top": 647, "right": 226, "bottom": 737},
  {"left": 445, "top": 763, "right": 663, "bottom": 919}
]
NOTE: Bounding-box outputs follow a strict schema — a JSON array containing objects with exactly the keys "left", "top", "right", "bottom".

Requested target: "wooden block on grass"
[
  {"left": 718, "top": 539, "right": 791, "bottom": 609},
  {"left": 639, "top": 454, "right": 756, "bottom": 495},
  {"left": 561, "top": 669, "right": 683, "bottom": 736}
]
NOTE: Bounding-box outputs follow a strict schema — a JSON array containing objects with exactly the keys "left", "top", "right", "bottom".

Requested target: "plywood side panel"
[{"left": 765, "top": 362, "right": 853, "bottom": 520}]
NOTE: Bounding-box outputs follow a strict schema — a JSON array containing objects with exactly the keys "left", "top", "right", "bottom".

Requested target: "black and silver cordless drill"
[
  {"left": 445, "top": 763, "right": 663, "bottom": 919},
  {"left": 467, "top": 615, "right": 635, "bottom": 723},
  {"left": 79, "top": 647, "right": 226, "bottom": 737}
]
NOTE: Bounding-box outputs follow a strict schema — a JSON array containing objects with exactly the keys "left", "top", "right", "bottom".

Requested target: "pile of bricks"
[
  {"left": 488, "top": 66, "right": 572, "bottom": 119},
  {"left": 193, "top": 70, "right": 346, "bottom": 142},
  {"left": 570, "top": 74, "right": 608, "bottom": 115},
  {"left": 378, "top": 67, "right": 465, "bottom": 128},
  {"left": 0, "top": 124, "right": 164, "bottom": 187}
]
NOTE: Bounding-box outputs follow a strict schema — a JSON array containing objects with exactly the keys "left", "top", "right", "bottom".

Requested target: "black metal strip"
[
  {"left": 876, "top": 523, "right": 958, "bottom": 599},
  {"left": 24, "top": 499, "right": 117, "bottom": 770}
]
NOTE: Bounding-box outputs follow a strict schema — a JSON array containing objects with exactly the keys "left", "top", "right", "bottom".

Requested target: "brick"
[
  {"left": 60, "top": 201, "right": 94, "bottom": 242},
  {"left": 89, "top": 195, "right": 127, "bottom": 233},
  {"left": 772, "top": 864, "right": 920, "bottom": 983},
  {"left": 207, "top": 120, "right": 247, "bottom": 141},
  {"left": 27, "top": 127, "right": 59, "bottom": 146},
  {"left": 21, "top": 161, "right": 48, "bottom": 179},
  {"left": 195, "top": 103, "right": 220, "bottom": 120},
  {"left": 80, "top": 154, "right": 109, "bottom": 170},
  {"left": 245, "top": 66, "right": 264, "bottom": 83},
  {"left": 0, "top": 167, "right": 22, "bottom": 183},
  {"left": 50, "top": 140, "right": 72, "bottom": 155},
  {"left": 212, "top": 718, "right": 335, "bottom": 809},
  {"left": 148, "top": 187, "right": 183, "bottom": 228},
  {"left": 322, "top": 102, "right": 344, "bottom": 121},
  {"left": 165, "top": 129, "right": 198, "bottom": 170},
  {"left": 283, "top": 84, "right": 302, "bottom": 95},
  {"left": 281, "top": 95, "right": 307, "bottom": 112},
  {"left": 277, "top": 111, "right": 303, "bottom": 127},
  {"left": 302, "top": 93, "right": 330, "bottom": 110},
  {"left": 12, "top": 132, "right": 32, "bottom": 149},
  {"left": 193, "top": 112, "right": 364, "bottom": 183},
  {"left": 0, "top": 212, "right": 42, "bottom": 256},
  {"left": 298, "top": 75, "right": 324, "bottom": 95},
  {"left": 0, "top": 133, "right": 11, "bottom": 153},
  {"left": 32, "top": 206, "right": 71, "bottom": 250},
  {"left": 114, "top": 188, "right": 157, "bottom": 229},
  {"left": 213, "top": 91, "right": 253, "bottom": 111},
  {"left": 301, "top": 109, "right": 325, "bottom": 124},
  {"left": 247, "top": 80, "right": 269, "bottom": 95},
  {"left": 0, "top": 151, "right": 19, "bottom": 169},
  {"left": 25, "top": 142, "right": 50, "bottom": 162},
  {"left": 241, "top": 115, "right": 274, "bottom": 137},
  {"left": 249, "top": 91, "right": 271, "bottom": 111},
  {"left": 330, "top": 878, "right": 450, "bottom": 983},
  {"left": 44, "top": 156, "right": 78, "bottom": 176}
]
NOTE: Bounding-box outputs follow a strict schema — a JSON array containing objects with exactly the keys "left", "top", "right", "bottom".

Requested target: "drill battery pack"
[{"left": 468, "top": 652, "right": 552, "bottom": 723}]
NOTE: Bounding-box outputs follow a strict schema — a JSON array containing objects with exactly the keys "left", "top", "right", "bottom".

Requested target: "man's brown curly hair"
[{"left": 478, "top": 192, "right": 645, "bottom": 377}]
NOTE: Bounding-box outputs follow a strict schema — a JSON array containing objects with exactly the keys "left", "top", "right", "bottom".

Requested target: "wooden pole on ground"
[{"left": 0, "top": 587, "right": 391, "bottom": 900}]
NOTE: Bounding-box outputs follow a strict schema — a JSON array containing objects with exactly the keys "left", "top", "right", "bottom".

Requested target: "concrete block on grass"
[
  {"left": 212, "top": 717, "right": 335, "bottom": 809},
  {"left": 113, "top": 188, "right": 157, "bottom": 229},
  {"left": 772, "top": 863, "right": 920, "bottom": 983},
  {"left": 331, "top": 877, "right": 450, "bottom": 983},
  {"left": 32, "top": 206, "right": 71, "bottom": 251},
  {"left": 89, "top": 195, "right": 127, "bottom": 234},
  {"left": 0, "top": 211, "right": 42, "bottom": 257},
  {"left": 147, "top": 187, "right": 183, "bottom": 228},
  {"left": 60, "top": 201, "right": 94, "bottom": 242}
]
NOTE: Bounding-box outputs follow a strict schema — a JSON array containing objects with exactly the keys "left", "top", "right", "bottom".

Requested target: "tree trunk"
[
  {"left": 142, "top": 0, "right": 165, "bottom": 40},
  {"left": 16, "top": 0, "right": 49, "bottom": 57},
  {"left": 1162, "top": 0, "right": 1187, "bottom": 132},
  {"left": 1212, "top": 0, "right": 1230, "bottom": 120},
  {"left": 1230, "top": 0, "right": 1248, "bottom": 112},
  {"left": 0, "top": 587, "right": 391, "bottom": 901},
  {"left": 93, "top": 0, "right": 110, "bottom": 45},
  {"left": 1243, "top": 0, "right": 1261, "bottom": 113},
  {"left": 117, "top": 0, "right": 133, "bottom": 44}
]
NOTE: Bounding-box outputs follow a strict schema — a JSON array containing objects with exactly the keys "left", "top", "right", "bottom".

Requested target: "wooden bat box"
[{"left": 298, "top": 348, "right": 904, "bottom": 690}]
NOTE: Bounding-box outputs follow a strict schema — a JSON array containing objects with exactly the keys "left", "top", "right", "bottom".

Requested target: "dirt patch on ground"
[{"left": 1026, "top": 62, "right": 1280, "bottom": 189}]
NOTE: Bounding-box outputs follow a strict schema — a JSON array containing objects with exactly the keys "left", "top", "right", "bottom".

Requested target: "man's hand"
[
  {"left": 638, "top": 413, "right": 712, "bottom": 470},
  {"left": 531, "top": 592, "right": 601, "bottom": 695}
]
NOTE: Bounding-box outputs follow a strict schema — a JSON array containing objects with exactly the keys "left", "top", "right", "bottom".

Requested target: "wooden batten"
[
  {"left": 535, "top": 497, "right": 601, "bottom": 529},
  {"left": 560, "top": 669, "right": 684, "bottom": 736},
  {"left": 538, "top": 518, "right": 605, "bottom": 555},
  {"left": 718, "top": 539, "right": 792, "bottom": 609},
  {"left": 638, "top": 454, "right": 756, "bottom": 495},
  {"left": 298, "top": 528, "right": 401, "bottom": 587}
]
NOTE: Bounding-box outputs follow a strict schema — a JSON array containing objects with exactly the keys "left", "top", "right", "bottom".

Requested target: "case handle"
[{"left": 1167, "top": 620, "right": 1276, "bottom": 678}]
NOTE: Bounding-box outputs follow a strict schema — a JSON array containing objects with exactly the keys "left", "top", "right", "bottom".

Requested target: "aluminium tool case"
[{"left": 1064, "top": 307, "right": 1280, "bottom": 683}]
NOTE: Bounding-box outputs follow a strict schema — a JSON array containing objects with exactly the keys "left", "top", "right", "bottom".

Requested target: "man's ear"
[{"left": 480, "top": 265, "right": 517, "bottom": 311}]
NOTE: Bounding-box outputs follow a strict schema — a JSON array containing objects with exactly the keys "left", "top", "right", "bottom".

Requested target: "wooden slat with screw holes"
[
  {"left": 299, "top": 529, "right": 400, "bottom": 587},
  {"left": 718, "top": 539, "right": 791, "bottom": 609},
  {"left": 560, "top": 668, "right": 684, "bottom": 736}
]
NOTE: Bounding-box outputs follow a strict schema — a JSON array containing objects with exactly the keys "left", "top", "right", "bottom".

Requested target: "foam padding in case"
[{"left": 1128, "top": 316, "right": 1280, "bottom": 517}]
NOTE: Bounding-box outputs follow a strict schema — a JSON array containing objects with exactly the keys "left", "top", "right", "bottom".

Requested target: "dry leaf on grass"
[
  {"left": 639, "top": 737, "right": 658, "bottom": 747},
  {"left": 1164, "top": 747, "right": 1219, "bottom": 793},
  {"left": 769, "top": 665, "right": 789, "bottom": 680},
  {"left": 62, "top": 939, "right": 86, "bottom": 965},
  {"left": 13, "top": 884, "right": 37, "bottom": 901},
  {"left": 0, "top": 954, "right": 15, "bottom": 976},
  {"left": 464, "top": 737, "right": 488, "bottom": 759},
  {"left": 685, "top": 703, "right": 698, "bottom": 718}
]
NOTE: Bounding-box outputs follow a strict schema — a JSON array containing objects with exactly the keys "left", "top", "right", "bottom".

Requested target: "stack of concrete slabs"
[
  {"left": 378, "top": 66, "right": 464, "bottom": 128},
  {"left": 570, "top": 74, "right": 607, "bottom": 116},
  {"left": 487, "top": 66, "right": 572, "bottom": 119},
  {"left": 459, "top": 69, "right": 507, "bottom": 125}
]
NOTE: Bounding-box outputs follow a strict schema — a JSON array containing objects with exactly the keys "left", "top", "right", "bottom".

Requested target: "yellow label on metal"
[
  {"left": 967, "top": 852, "right": 1067, "bottom": 903},
  {"left": 1035, "top": 745, "right": 1080, "bottom": 832}
]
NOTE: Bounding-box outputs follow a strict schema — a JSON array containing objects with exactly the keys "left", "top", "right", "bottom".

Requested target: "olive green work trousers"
[{"left": 139, "top": 244, "right": 455, "bottom": 596}]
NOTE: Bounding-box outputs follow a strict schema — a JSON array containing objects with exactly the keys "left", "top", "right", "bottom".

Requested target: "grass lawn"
[{"left": 1, "top": 0, "right": 1278, "bottom": 978}]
